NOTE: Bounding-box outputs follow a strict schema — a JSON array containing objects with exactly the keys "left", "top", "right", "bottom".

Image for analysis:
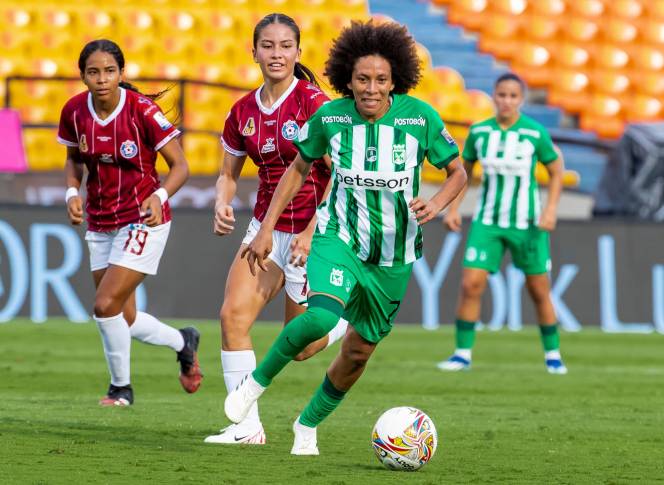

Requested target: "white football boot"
[
  {"left": 291, "top": 417, "right": 319, "bottom": 456},
  {"left": 224, "top": 374, "right": 265, "bottom": 424},
  {"left": 204, "top": 421, "right": 266, "bottom": 445}
]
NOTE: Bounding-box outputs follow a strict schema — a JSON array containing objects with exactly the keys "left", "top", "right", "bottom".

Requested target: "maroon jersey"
[
  {"left": 222, "top": 77, "right": 330, "bottom": 234},
  {"left": 57, "top": 87, "right": 180, "bottom": 232}
]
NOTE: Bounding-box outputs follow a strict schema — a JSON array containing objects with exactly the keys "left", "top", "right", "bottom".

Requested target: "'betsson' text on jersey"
[{"left": 334, "top": 167, "right": 411, "bottom": 192}]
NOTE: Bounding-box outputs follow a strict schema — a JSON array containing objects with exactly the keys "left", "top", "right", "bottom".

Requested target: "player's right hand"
[
  {"left": 67, "top": 196, "right": 84, "bottom": 225},
  {"left": 241, "top": 228, "right": 272, "bottom": 276},
  {"left": 213, "top": 204, "right": 235, "bottom": 236},
  {"left": 443, "top": 209, "right": 462, "bottom": 232}
]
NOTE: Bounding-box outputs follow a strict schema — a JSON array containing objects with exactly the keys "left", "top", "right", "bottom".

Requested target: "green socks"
[
  {"left": 252, "top": 296, "right": 344, "bottom": 387},
  {"left": 539, "top": 323, "right": 560, "bottom": 352},
  {"left": 455, "top": 319, "right": 476, "bottom": 350},
  {"left": 299, "top": 374, "right": 347, "bottom": 428}
]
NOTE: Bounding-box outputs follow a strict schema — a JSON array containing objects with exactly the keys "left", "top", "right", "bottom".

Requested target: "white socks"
[
  {"left": 545, "top": 349, "right": 561, "bottom": 360},
  {"left": 325, "top": 319, "right": 349, "bottom": 348},
  {"left": 94, "top": 313, "right": 131, "bottom": 387},
  {"left": 129, "top": 311, "right": 184, "bottom": 352},
  {"left": 221, "top": 350, "right": 261, "bottom": 425},
  {"left": 455, "top": 349, "right": 472, "bottom": 361}
]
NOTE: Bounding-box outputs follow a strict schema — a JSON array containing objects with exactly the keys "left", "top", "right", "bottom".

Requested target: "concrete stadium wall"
[{"left": 0, "top": 205, "right": 662, "bottom": 333}]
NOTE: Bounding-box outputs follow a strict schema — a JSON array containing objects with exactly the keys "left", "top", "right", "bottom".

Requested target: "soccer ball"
[{"left": 371, "top": 407, "right": 438, "bottom": 471}]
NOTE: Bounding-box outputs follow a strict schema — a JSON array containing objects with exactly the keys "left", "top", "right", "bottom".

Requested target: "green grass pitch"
[{"left": 1, "top": 319, "right": 663, "bottom": 484}]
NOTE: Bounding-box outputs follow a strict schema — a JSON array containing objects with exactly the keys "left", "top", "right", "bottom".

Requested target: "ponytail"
[{"left": 294, "top": 62, "right": 319, "bottom": 87}]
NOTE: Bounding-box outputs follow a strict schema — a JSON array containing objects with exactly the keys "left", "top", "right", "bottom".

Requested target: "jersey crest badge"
[
  {"left": 79, "top": 134, "right": 88, "bottom": 153},
  {"left": 261, "top": 137, "right": 276, "bottom": 153},
  {"left": 366, "top": 146, "right": 377, "bottom": 163},
  {"left": 242, "top": 117, "right": 256, "bottom": 136},
  {"left": 281, "top": 120, "right": 299, "bottom": 141},
  {"left": 392, "top": 144, "right": 406, "bottom": 165},
  {"left": 120, "top": 140, "right": 138, "bottom": 159}
]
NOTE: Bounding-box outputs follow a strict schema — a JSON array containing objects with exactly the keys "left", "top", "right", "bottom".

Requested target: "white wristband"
[
  {"left": 65, "top": 187, "right": 79, "bottom": 203},
  {"left": 153, "top": 187, "right": 168, "bottom": 205}
]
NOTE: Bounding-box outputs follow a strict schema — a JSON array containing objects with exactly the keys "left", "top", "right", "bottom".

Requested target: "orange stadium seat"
[
  {"left": 511, "top": 42, "right": 552, "bottom": 86},
  {"left": 528, "top": 0, "right": 565, "bottom": 16},
  {"left": 606, "top": 0, "right": 644, "bottom": 20},
  {"left": 560, "top": 17, "right": 599, "bottom": 43},
  {"left": 567, "top": 0, "right": 605, "bottom": 19},
  {"left": 490, "top": 0, "right": 527, "bottom": 16},
  {"left": 631, "top": 45, "right": 664, "bottom": 71},
  {"left": 579, "top": 94, "right": 625, "bottom": 138},
  {"left": 553, "top": 43, "right": 590, "bottom": 69},
  {"left": 624, "top": 95, "right": 663, "bottom": 122},
  {"left": 591, "top": 70, "right": 630, "bottom": 96},
  {"left": 647, "top": 0, "right": 664, "bottom": 20},
  {"left": 463, "top": 89, "right": 494, "bottom": 122},
  {"left": 640, "top": 20, "right": 664, "bottom": 45},
  {"left": 432, "top": 66, "right": 466, "bottom": 93},
  {"left": 594, "top": 45, "right": 630, "bottom": 70},
  {"left": 547, "top": 69, "right": 589, "bottom": 113},
  {"left": 448, "top": 0, "right": 488, "bottom": 32},
  {"left": 478, "top": 14, "right": 521, "bottom": 60},
  {"left": 601, "top": 18, "right": 638, "bottom": 45},
  {"left": 635, "top": 71, "right": 664, "bottom": 96},
  {"left": 521, "top": 14, "right": 559, "bottom": 43}
]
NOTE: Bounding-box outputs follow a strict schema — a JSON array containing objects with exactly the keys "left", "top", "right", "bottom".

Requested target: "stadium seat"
[
  {"left": 462, "top": 89, "right": 494, "bottom": 122},
  {"left": 448, "top": 0, "right": 489, "bottom": 32},
  {"left": 623, "top": 95, "right": 663, "bottom": 122},
  {"left": 579, "top": 95, "right": 624, "bottom": 138},
  {"left": 606, "top": 0, "right": 644, "bottom": 20},
  {"left": 647, "top": 0, "right": 664, "bottom": 20},
  {"left": 591, "top": 70, "right": 630, "bottom": 96},
  {"left": 601, "top": 18, "right": 638, "bottom": 45},
  {"left": 24, "top": 128, "right": 63, "bottom": 171},
  {"left": 490, "top": 0, "right": 527, "bottom": 16},
  {"left": 547, "top": 69, "right": 589, "bottom": 113},
  {"left": 477, "top": 14, "right": 521, "bottom": 60},
  {"left": 560, "top": 17, "right": 599, "bottom": 43},
  {"left": 553, "top": 43, "right": 590, "bottom": 69},
  {"left": 594, "top": 45, "right": 630, "bottom": 70},
  {"left": 640, "top": 20, "right": 664, "bottom": 45},
  {"left": 528, "top": 0, "right": 565, "bottom": 16},
  {"left": 635, "top": 71, "right": 664, "bottom": 96},
  {"left": 511, "top": 42, "right": 552, "bottom": 87},
  {"left": 183, "top": 133, "right": 221, "bottom": 176},
  {"left": 432, "top": 66, "right": 466, "bottom": 93},
  {"left": 521, "top": 14, "right": 559, "bottom": 43},
  {"left": 567, "top": 0, "right": 605, "bottom": 18},
  {"left": 631, "top": 45, "right": 664, "bottom": 71}
]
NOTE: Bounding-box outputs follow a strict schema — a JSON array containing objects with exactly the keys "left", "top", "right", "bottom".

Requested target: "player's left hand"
[
  {"left": 289, "top": 228, "right": 313, "bottom": 267},
  {"left": 140, "top": 195, "right": 163, "bottom": 227},
  {"left": 409, "top": 197, "right": 441, "bottom": 226},
  {"left": 538, "top": 208, "right": 557, "bottom": 231}
]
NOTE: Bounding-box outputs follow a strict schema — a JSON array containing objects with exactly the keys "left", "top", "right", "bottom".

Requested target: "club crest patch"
[
  {"left": 242, "top": 117, "right": 256, "bottom": 136},
  {"left": 120, "top": 140, "right": 138, "bottom": 159},
  {"left": 281, "top": 120, "right": 299, "bottom": 141},
  {"left": 79, "top": 134, "right": 88, "bottom": 153}
]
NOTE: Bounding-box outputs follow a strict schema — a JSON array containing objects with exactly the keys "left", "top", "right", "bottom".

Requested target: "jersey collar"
[
  {"left": 255, "top": 77, "right": 299, "bottom": 116},
  {"left": 87, "top": 87, "right": 126, "bottom": 127}
]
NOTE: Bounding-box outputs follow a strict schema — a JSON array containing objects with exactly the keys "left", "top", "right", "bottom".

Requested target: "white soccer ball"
[{"left": 371, "top": 406, "right": 438, "bottom": 471}]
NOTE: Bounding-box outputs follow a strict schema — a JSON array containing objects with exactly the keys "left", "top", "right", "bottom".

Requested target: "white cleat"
[
  {"left": 291, "top": 417, "right": 319, "bottom": 456},
  {"left": 204, "top": 422, "right": 266, "bottom": 445},
  {"left": 436, "top": 354, "right": 471, "bottom": 372},
  {"left": 224, "top": 374, "right": 266, "bottom": 424}
]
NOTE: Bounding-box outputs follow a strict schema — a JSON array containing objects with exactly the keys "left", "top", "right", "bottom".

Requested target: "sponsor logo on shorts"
[
  {"left": 242, "top": 117, "right": 256, "bottom": 136},
  {"left": 322, "top": 114, "right": 352, "bottom": 124},
  {"left": 281, "top": 120, "right": 299, "bottom": 141},
  {"left": 120, "top": 140, "right": 138, "bottom": 159},
  {"left": 394, "top": 116, "right": 425, "bottom": 127},
  {"left": 330, "top": 268, "right": 344, "bottom": 287},
  {"left": 260, "top": 137, "right": 276, "bottom": 153},
  {"left": 153, "top": 112, "right": 172, "bottom": 130},
  {"left": 465, "top": 247, "right": 477, "bottom": 262}
]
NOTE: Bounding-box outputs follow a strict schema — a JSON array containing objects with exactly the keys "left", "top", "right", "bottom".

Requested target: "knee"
[
  {"left": 94, "top": 294, "right": 119, "bottom": 318},
  {"left": 461, "top": 276, "right": 486, "bottom": 299},
  {"left": 220, "top": 302, "right": 251, "bottom": 343}
]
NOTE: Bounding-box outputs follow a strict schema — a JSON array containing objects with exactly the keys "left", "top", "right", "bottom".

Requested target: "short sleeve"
[
  {"left": 57, "top": 102, "right": 78, "bottom": 147},
  {"left": 293, "top": 109, "right": 327, "bottom": 163},
  {"left": 461, "top": 128, "right": 478, "bottom": 163},
  {"left": 220, "top": 103, "right": 247, "bottom": 156},
  {"left": 426, "top": 107, "right": 459, "bottom": 169},
  {"left": 142, "top": 103, "right": 181, "bottom": 151},
  {"left": 537, "top": 128, "right": 558, "bottom": 164}
]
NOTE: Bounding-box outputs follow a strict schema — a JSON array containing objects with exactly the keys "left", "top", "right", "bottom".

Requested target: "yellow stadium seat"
[
  {"left": 184, "top": 133, "right": 221, "bottom": 176},
  {"left": 25, "top": 128, "right": 62, "bottom": 171},
  {"left": 462, "top": 89, "right": 494, "bottom": 122},
  {"left": 432, "top": 66, "right": 466, "bottom": 93}
]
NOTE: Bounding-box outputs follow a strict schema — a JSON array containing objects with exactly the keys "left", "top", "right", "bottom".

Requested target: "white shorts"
[
  {"left": 242, "top": 217, "right": 309, "bottom": 305},
  {"left": 85, "top": 221, "right": 171, "bottom": 276}
]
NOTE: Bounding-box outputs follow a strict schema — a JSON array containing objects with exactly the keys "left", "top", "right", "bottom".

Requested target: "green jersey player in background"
[
  {"left": 437, "top": 72, "right": 568, "bottom": 375},
  {"left": 224, "top": 20, "right": 467, "bottom": 455}
]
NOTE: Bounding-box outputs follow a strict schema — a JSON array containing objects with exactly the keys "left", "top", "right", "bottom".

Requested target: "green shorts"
[
  {"left": 306, "top": 233, "right": 412, "bottom": 343},
  {"left": 463, "top": 222, "right": 551, "bottom": 275}
]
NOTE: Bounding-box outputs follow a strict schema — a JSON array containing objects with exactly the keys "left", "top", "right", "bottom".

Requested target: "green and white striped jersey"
[
  {"left": 295, "top": 94, "right": 459, "bottom": 266},
  {"left": 463, "top": 115, "right": 558, "bottom": 230}
]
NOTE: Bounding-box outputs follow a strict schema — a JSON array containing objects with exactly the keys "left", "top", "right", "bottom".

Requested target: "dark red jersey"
[
  {"left": 221, "top": 78, "right": 330, "bottom": 233},
  {"left": 58, "top": 87, "right": 180, "bottom": 232}
]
